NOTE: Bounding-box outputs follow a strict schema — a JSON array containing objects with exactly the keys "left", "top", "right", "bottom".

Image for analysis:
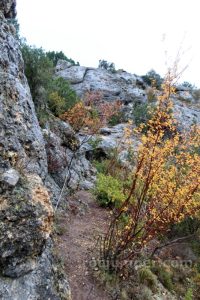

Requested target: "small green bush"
[
  {"left": 137, "top": 286, "right": 153, "bottom": 300},
  {"left": 108, "top": 111, "right": 126, "bottom": 126},
  {"left": 98, "top": 59, "right": 116, "bottom": 73},
  {"left": 169, "top": 217, "right": 200, "bottom": 239},
  {"left": 94, "top": 173, "right": 126, "bottom": 207},
  {"left": 184, "top": 288, "right": 193, "bottom": 300},
  {"left": 48, "top": 77, "right": 78, "bottom": 116},
  {"left": 21, "top": 43, "right": 53, "bottom": 101},
  {"left": 46, "top": 50, "right": 79, "bottom": 66},
  {"left": 21, "top": 43, "right": 78, "bottom": 118},
  {"left": 132, "top": 102, "right": 154, "bottom": 127},
  {"left": 88, "top": 137, "right": 102, "bottom": 150},
  {"left": 93, "top": 160, "right": 110, "bottom": 175},
  {"left": 151, "top": 264, "right": 173, "bottom": 291},
  {"left": 141, "top": 69, "right": 163, "bottom": 89},
  {"left": 138, "top": 267, "right": 157, "bottom": 289},
  {"left": 182, "top": 81, "right": 194, "bottom": 90}
]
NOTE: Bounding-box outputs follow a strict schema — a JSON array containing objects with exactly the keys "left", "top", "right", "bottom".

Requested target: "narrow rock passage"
[{"left": 55, "top": 191, "right": 112, "bottom": 300}]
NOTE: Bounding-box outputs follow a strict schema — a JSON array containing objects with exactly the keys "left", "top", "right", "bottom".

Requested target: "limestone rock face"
[
  {"left": 43, "top": 118, "right": 96, "bottom": 199},
  {"left": 0, "top": 174, "right": 53, "bottom": 277},
  {"left": 0, "top": 240, "right": 71, "bottom": 300},
  {"left": 55, "top": 62, "right": 200, "bottom": 129},
  {"left": 55, "top": 62, "right": 146, "bottom": 103},
  {"left": 0, "top": 4, "right": 70, "bottom": 299},
  {"left": 0, "top": 16, "right": 47, "bottom": 178},
  {"left": 173, "top": 99, "right": 200, "bottom": 129},
  {"left": 0, "top": 0, "right": 16, "bottom": 18},
  {"left": 0, "top": 5, "right": 51, "bottom": 275}
]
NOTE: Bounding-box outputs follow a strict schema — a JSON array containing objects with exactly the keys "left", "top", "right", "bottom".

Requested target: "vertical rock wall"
[{"left": 0, "top": 2, "right": 70, "bottom": 299}]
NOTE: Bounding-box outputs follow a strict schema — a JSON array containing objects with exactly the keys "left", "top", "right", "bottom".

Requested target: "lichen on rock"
[{"left": 0, "top": 174, "right": 53, "bottom": 278}]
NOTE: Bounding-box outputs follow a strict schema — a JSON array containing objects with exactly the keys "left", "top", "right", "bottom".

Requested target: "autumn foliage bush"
[
  {"left": 99, "top": 72, "right": 200, "bottom": 272},
  {"left": 60, "top": 92, "right": 122, "bottom": 133}
]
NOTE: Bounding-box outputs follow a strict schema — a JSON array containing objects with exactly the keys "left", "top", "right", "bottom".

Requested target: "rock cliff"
[
  {"left": 0, "top": 2, "right": 70, "bottom": 299},
  {"left": 56, "top": 60, "right": 146, "bottom": 104},
  {"left": 56, "top": 60, "right": 200, "bottom": 129}
]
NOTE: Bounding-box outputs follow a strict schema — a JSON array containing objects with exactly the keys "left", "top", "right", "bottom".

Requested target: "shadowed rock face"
[{"left": 0, "top": 0, "right": 16, "bottom": 18}]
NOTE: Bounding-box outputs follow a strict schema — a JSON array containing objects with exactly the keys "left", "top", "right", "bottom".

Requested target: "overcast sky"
[{"left": 17, "top": 0, "right": 200, "bottom": 87}]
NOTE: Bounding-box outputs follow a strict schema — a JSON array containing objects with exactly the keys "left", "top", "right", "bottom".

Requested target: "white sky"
[{"left": 17, "top": 0, "right": 200, "bottom": 87}]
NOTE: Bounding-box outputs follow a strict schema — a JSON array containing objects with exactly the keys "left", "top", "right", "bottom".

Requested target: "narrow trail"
[{"left": 55, "top": 191, "right": 112, "bottom": 300}]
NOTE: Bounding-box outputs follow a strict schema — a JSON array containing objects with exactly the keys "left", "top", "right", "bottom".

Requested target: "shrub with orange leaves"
[
  {"left": 60, "top": 92, "right": 122, "bottom": 133},
  {"left": 59, "top": 101, "right": 98, "bottom": 132},
  {"left": 99, "top": 71, "right": 200, "bottom": 272}
]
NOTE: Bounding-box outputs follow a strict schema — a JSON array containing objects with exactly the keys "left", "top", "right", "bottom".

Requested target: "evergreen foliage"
[
  {"left": 142, "top": 69, "right": 164, "bottom": 89},
  {"left": 21, "top": 43, "right": 53, "bottom": 101},
  {"left": 46, "top": 51, "right": 79, "bottom": 66},
  {"left": 48, "top": 77, "right": 78, "bottom": 116}
]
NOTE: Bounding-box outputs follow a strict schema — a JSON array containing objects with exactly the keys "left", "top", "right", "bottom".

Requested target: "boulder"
[{"left": 56, "top": 65, "right": 87, "bottom": 84}]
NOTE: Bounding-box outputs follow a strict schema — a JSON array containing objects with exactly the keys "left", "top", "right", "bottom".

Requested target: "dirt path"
[{"left": 55, "top": 191, "right": 112, "bottom": 300}]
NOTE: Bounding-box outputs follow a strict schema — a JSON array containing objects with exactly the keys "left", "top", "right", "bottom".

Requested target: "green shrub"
[
  {"left": 151, "top": 264, "right": 173, "bottom": 291},
  {"left": 108, "top": 111, "right": 126, "bottom": 126},
  {"left": 48, "top": 92, "right": 67, "bottom": 117},
  {"left": 93, "top": 160, "right": 110, "bottom": 174},
  {"left": 48, "top": 77, "right": 78, "bottom": 116},
  {"left": 21, "top": 43, "right": 78, "bottom": 118},
  {"left": 94, "top": 173, "right": 126, "bottom": 207},
  {"left": 137, "top": 286, "right": 153, "bottom": 300},
  {"left": 169, "top": 217, "right": 200, "bottom": 239},
  {"left": 46, "top": 50, "right": 79, "bottom": 66},
  {"left": 98, "top": 59, "right": 116, "bottom": 73},
  {"left": 182, "top": 81, "right": 194, "bottom": 90},
  {"left": 184, "top": 288, "right": 193, "bottom": 300},
  {"left": 138, "top": 267, "right": 157, "bottom": 289},
  {"left": 141, "top": 69, "right": 163, "bottom": 89},
  {"left": 88, "top": 137, "right": 102, "bottom": 150},
  {"left": 37, "top": 109, "right": 50, "bottom": 128},
  {"left": 132, "top": 102, "right": 154, "bottom": 127},
  {"left": 21, "top": 44, "right": 53, "bottom": 102}
]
